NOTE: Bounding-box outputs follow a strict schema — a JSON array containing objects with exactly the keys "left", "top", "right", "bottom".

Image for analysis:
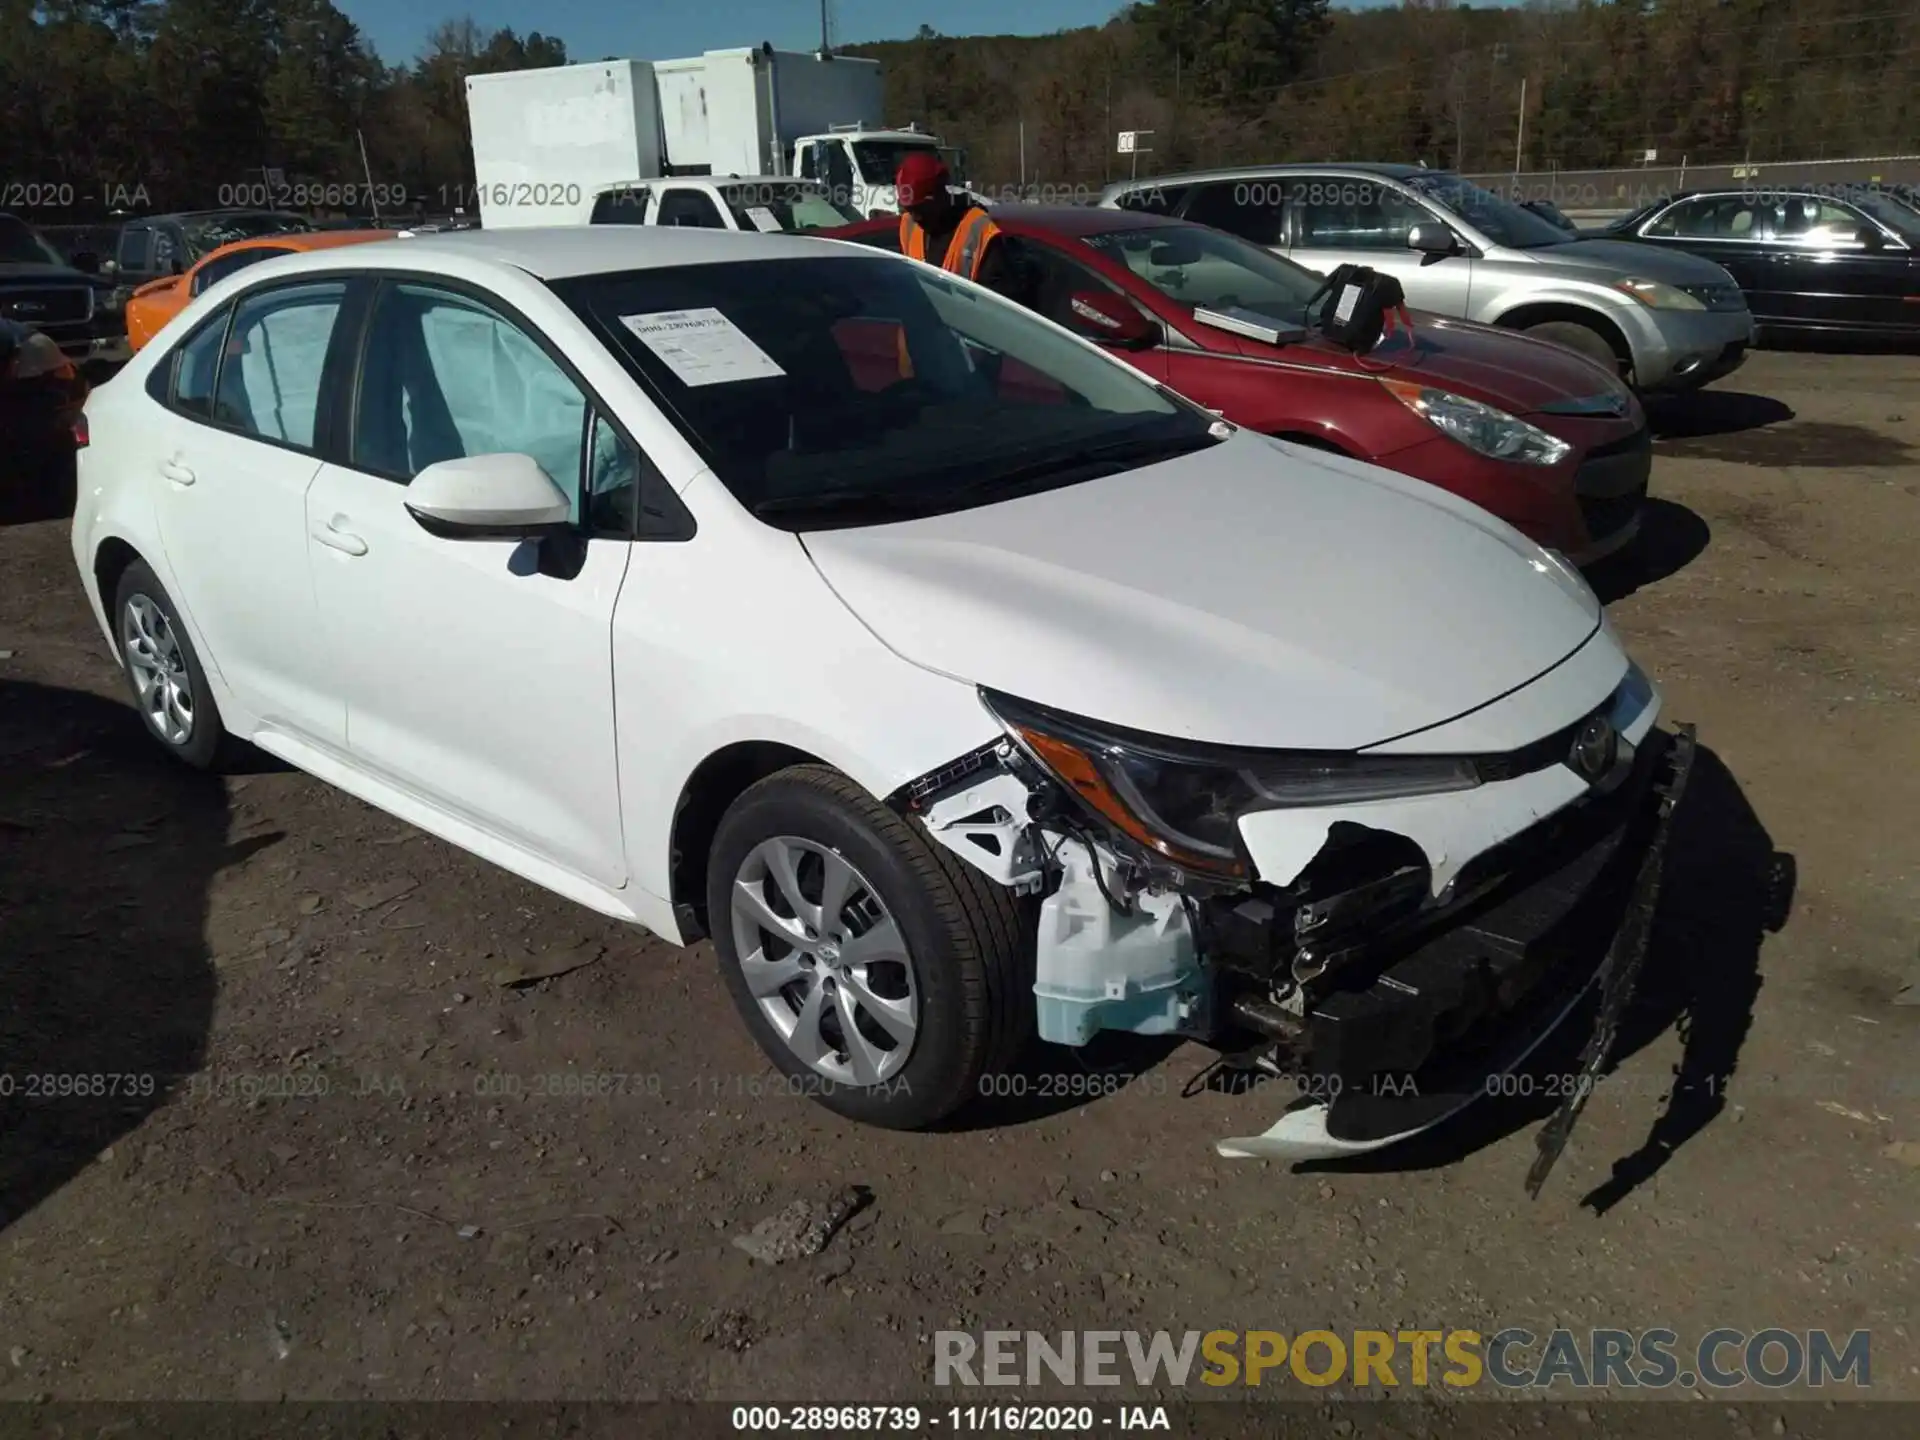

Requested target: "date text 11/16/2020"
[{"left": 730, "top": 1406, "right": 1173, "bottom": 1432}]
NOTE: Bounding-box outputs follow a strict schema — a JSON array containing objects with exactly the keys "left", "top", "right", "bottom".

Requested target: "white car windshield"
[
  {"left": 850, "top": 140, "right": 941, "bottom": 186},
  {"left": 717, "top": 183, "right": 864, "bottom": 233},
  {"left": 1083, "top": 223, "right": 1326, "bottom": 329},
  {"left": 1404, "top": 173, "right": 1571, "bottom": 250},
  {"left": 553, "top": 255, "right": 1220, "bottom": 529}
]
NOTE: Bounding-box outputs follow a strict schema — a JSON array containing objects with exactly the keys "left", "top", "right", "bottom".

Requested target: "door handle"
[
  {"left": 159, "top": 457, "right": 195, "bottom": 486},
  {"left": 313, "top": 518, "right": 368, "bottom": 557}
]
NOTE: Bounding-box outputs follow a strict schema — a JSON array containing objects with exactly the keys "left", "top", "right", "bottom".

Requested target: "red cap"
[{"left": 895, "top": 151, "right": 950, "bottom": 209}]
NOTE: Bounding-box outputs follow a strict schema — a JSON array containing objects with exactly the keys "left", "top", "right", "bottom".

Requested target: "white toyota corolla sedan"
[{"left": 69, "top": 227, "right": 1692, "bottom": 1173}]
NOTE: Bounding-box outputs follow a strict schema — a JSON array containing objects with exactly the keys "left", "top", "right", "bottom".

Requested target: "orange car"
[{"left": 124, "top": 229, "right": 399, "bottom": 351}]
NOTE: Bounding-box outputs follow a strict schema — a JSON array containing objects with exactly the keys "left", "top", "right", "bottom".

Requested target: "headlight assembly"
[
  {"left": 1613, "top": 277, "right": 1706, "bottom": 311},
  {"left": 1381, "top": 379, "right": 1572, "bottom": 466},
  {"left": 982, "top": 690, "right": 1482, "bottom": 879}
]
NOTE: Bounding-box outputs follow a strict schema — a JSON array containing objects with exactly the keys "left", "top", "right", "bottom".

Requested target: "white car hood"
[{"left": 800, "top": 432, "right": 1602, "bottom": 752}]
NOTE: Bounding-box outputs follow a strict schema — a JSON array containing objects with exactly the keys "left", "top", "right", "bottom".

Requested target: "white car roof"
[
  {"left": 259, "top": 225, "right": 871, "bottom": 281},
  {"left": 595, "top": 176, "right": 824, "bottom": 193}
]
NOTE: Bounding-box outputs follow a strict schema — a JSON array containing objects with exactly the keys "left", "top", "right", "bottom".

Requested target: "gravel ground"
[{"left": 1, "top": 348, "right": 1916, "bottom": 1407}]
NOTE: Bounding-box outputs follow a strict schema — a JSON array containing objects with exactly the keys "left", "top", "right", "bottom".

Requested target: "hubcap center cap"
[{"left": 816, "top": 941, "right": 842, "bottom": 966}]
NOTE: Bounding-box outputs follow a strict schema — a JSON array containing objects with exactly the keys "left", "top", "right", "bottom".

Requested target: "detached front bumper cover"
[
  {"left": 1525, "top": 720, "right": 1695, "bottom": 1196},
  {"left": 1215, "top": 722, "right": 1697, "bottom": 1193}
]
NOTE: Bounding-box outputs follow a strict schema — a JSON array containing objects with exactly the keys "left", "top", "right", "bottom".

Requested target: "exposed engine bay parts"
[{"left": 897, "top": 665, "right": 1682, "bottom": 1188}]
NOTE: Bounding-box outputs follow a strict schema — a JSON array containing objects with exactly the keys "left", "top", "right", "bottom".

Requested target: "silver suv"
[{"left": 1099, "top": 164, "right": 1756, "bottom": 393}]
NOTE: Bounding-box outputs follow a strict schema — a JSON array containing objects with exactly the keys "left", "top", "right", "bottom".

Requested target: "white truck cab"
[
  {"left": 791, "top": 124, "right": 973, "bottom": 218},
  {"left": 583, "top": 176, "right": 864, "bottom": 232}
]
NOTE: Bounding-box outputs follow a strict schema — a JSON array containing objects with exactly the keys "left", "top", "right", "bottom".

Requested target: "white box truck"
[{"left": 466, "top": 50, "right": 968, "bottom": 228}]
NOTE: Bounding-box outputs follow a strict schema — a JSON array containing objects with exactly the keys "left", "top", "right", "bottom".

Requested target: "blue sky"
[{"left": 334, "top": 0, "right": 1392, "bottom": 66}]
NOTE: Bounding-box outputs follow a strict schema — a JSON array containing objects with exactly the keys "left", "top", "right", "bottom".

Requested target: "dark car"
[
  {"left": 1600, "top": 186, "right": 1920, "bottom": 341},
  {"left": 0, "top": 212, "right": 127, "bottom": 369},
  {"left": 826, "top": 205, "right": 1653, "bottom": 565},
  {"left": 104, "top": 210, "right": 316, "bottom": 291},
  {"left": 0, "top": 315, "right": 89, "bottom": 523},
  {"left": 1521, "top": 198, "right": 1580, "bottom": 234}
]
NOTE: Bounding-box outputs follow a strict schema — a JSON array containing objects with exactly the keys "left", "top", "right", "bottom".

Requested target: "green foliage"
[{"left": 3, "top": 0, "right": 1915, "bottom": 216}]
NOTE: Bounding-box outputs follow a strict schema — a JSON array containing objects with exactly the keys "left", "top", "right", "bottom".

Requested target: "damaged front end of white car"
[{"left": 891, "top": 666, "right": 1695, "bottom": 1195}]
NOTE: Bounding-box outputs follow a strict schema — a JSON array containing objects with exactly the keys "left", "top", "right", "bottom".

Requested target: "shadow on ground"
[
  {"left": 1646, "top": 389, "right": 1794, "bottom": 443},
  {"left": 0, "top": 450, "right": 76, "bottom": 529},
  {"left": 0, "top": 678, "right": 278, "bottom": 1234},
  {"left": 1589, "top": 497, "right": 1712, "bottom": 603},
  {"left": 1650, "top": 387, "right": 1910, "bottom": 467},
  {"left": 1293, "top": 742, "right": 1790, "bottom": 1210}
]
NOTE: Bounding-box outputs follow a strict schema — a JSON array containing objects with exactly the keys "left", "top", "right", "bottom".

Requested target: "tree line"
[{"left": 4, "top": 0, "right": 1917, "bottom": 221}]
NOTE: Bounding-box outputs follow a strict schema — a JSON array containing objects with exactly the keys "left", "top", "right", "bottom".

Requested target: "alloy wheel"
[
  {"left": 121, "top": 593, "right": 194, "bottom": 746},
  {"left": 728, "top": 835, "right": 920, "bottom": 1086}
]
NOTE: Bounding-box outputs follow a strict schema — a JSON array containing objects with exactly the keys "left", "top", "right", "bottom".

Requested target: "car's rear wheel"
[
  {"left": 1523, "top": 319, "right": 1625, "bottom": 379},
  {"left": 113, "top": 560, "right": 229, "bottom": 770},
  {"left": 707, "top": 764, "right": 1032, "bottom": 1129}
]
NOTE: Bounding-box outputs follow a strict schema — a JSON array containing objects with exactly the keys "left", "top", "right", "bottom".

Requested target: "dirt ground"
[{"left": 2, "top": 348, "right": 1917, "bottom": 1408}]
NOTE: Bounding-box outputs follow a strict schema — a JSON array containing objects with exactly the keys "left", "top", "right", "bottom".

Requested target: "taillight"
[{"left": 73, "top": 412, "right": 89, "bottom": 448}]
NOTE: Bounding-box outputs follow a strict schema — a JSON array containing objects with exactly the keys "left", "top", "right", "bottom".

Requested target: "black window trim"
[
  {"left": 146, "top": 299, "right": 236, "bottom": 417},
  {"left": 144, "top": 275, "right": 355, "bottom": 460},
  {"left": 334, "top": 269, "right": 694, "bottom": 543}
]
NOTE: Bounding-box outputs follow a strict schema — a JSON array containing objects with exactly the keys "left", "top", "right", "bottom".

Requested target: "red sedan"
[{"left": 825, "top": 207, "right": 1651, "bottom": 565}]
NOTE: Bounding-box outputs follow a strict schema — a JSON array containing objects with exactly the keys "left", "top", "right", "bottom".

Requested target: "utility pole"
[
  {"left": 1512, "top": 77, "right": 1526, "bottom": 189},
  {"left": 1103, "top": 53, "right": 1112, "bottom": 184},
  {"left": 819, "top": 0, "right": 831, "bottom": 54}
]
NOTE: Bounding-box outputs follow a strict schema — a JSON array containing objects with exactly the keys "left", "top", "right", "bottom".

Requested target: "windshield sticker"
[
  {"left": 744, "top": 207, "right": 783, "bottom": 233},
  {"left": 619, "top": 308, "right": 786, "bottom": 387}
]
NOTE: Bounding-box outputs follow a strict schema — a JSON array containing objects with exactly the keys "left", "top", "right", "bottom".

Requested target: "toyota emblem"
[{"left": 1569, "top": 714, "right": 1618, "bottom": 780}]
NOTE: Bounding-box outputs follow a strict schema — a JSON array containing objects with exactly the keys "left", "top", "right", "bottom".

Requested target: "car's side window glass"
[
  {"left": 167, "top": 307, "right": 231, "bottom": 420},
  {"left": 1767, "top": 197, "right": 1871, "bottom": 247},
  {"left": 1647, "top": 196, "right": 1758, "bottom": 240},
  {"left": 656, "top": 189, "right": 726, "bottom": 228},
  {"left": 590, "top": 187, "right": 650, "bottom": 225},
  {"left": 1011, "top": 238, "right": 1127, "bottom": 329},
  {"left": 210, "top": 280, "right": 347, "bottom": 449},
  {"left": 352, "top": 283, "right": 589, "bottom": 520},
  {"left": 1181, "top": 180, "right": 1284, "bottom": 247},
  {"left": 1293, "top": 181, "right": 1431, "bottom": 250},
  {"left": 153, "top": 228, "right": 180, "bottom": 274},
  {"left": 587, "top": 412, "right": 694, "bottom": 540},
  {"left": 117, "top": 226, "right": 152, "bottom": 271}
]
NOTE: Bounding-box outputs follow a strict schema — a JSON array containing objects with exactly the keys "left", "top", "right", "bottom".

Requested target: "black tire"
[
  {"left": 111, "top": 559, "right": 230, "bottom": 771},
  {"left": 706, "top": 764, "right": 1032, "bottom": 1130},
  {"left": 1523, "top": 319, "right": 1625, "bottom": 379}
]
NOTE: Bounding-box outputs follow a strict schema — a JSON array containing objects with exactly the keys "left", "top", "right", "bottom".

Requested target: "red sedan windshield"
[{"left": 1082, "top": 225, "right": 1328, "bottom": 329}]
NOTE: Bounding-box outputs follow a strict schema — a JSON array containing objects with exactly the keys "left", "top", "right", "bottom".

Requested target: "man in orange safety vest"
[{"left": 892, "top": 153, "right": 1023, "bottom": 378}]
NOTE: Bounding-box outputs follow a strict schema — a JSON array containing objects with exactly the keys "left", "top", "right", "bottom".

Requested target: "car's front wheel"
[
  {"left": 113, "top": 559, "right": 229, "bottom": 770},
  {"left": 707, "top": 764, "right": 1032, "bottom": 1129}
]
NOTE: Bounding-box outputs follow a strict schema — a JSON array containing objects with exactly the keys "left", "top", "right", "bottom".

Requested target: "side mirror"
[
  {"left": 404, "top": 453, "right": 572, "bottom": 540},
  {"left": 1066, "top": 290, "right": 1157, "bottom": 350},
  {"left": 1406, "top": 223, "right": 1457, "bottom": 256},
  {"left": 71, "top": 250, "right": 101, "bottom": 274}
]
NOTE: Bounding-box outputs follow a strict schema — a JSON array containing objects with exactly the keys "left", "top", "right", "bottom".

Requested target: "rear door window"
[
  {"left": 213, "top": 280, "right": 348, "bottom": 449},
  {"left": 1292, "top": 181, "right": 1431, "bottom": 251},
  {"left": 1181, "top": 180, "right": 1286, "bottom": 247}
]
